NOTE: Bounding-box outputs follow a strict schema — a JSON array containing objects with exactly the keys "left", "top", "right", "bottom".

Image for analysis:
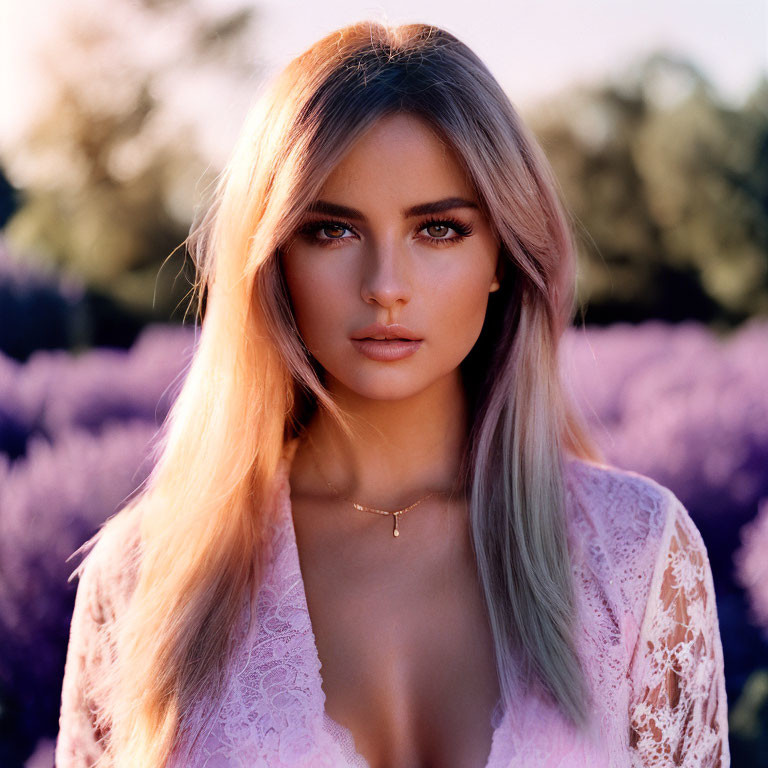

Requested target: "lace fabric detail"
[
  {"left": 55, "top": 445, "right": 730, "bottom": 767},
  {"left": 54, "top": 540, "right": 113, "bottom": 768},
  {"left": 54, "top": 507, "right": 142, "bottom": 768},
  {"left": 172, "top": 484, "right": 337, "bottom": 768},
  {"left": 321, "top": 713, "right": 370, "bottom": 768},
  {"left": 564, "top": 460, "right": 730, "bottom": 767},
  {"left": 626, "top": 496, "right": 729, "bottom": 766}
]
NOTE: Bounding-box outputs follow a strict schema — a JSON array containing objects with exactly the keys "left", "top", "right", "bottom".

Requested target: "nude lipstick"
[{"left": 350, "top": 322, "right": 423, "bottom": 362}]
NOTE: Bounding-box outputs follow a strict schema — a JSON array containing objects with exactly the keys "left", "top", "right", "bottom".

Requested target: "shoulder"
[
  {"left": 56, "top": 506, "right": 144, "bottom": 766},
  {"left": 563, "top": 456, "right": 674, "bottom": 549},
  {"left": 562, "top": 456, "right": 687, "bottom": 617},
  {"left": 69, "top": 504, "right": 144, "bottom": 621}
]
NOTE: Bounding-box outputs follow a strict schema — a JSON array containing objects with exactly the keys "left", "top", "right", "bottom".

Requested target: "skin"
[{"left": 281, "top": 112, "right": 504, "bottom": 767}]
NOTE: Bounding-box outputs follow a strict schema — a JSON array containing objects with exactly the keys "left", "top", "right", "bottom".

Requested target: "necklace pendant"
[{"left": 393, "top": 515, "right": 400, "bottom": 537}]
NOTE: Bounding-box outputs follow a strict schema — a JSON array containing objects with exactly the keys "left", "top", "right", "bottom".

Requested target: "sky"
[
  {"left": 248, "top": 0, "right": 766, "bottom": 107},
  {"left": 0, "top": 0, "right": 765, "bottom": 173}
]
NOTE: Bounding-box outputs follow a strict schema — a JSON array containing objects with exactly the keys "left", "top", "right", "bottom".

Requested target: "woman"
[{"left": 55, "top": 21, "right": 729, "bottom": 768}]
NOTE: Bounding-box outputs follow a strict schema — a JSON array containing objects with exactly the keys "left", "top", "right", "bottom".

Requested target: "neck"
[{"left": 296, "top": 369, "right": 469, "bottom": 509}]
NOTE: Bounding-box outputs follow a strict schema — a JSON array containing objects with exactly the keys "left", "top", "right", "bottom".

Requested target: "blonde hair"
[{"left": 76, "top": 21, "right": 604, "bottom": 767}]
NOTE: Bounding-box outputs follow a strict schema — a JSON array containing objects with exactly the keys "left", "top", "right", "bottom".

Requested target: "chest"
[{"left": 291, "top": 494, "right": 502, "bottom": 768}]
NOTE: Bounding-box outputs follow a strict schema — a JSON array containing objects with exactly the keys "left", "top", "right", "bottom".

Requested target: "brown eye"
[
  {"left": 417, "top": 217, "right": 473, "bottom": 245},
  {"left": 296, "top": 219, "right": 356, "bottom": 247},
  {"left": 425, "top": 223, "right": 450, "bottom": 239},
  {"left": 320, "top": 224, "right": 347, "bottom": 239}
]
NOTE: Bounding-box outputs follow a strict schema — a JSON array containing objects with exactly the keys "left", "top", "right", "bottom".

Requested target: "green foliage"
[
  {"left": 1, "top": 0, "right": 260, "bottom": 324},
  {"left": 730, "top": 668, "right": 768, "bottom": 766},
  {"left": 528, "top": 53, "right": 768, "bottom": 326}
]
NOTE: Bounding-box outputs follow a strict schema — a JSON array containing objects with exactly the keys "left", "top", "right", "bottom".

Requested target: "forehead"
[{"left": 317, "top": 112, "right": 476, "bottom": 205}]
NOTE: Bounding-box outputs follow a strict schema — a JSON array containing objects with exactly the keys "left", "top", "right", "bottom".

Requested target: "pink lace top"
[{"left": 55, "top": 438, "right": 730, "bottom": 767}]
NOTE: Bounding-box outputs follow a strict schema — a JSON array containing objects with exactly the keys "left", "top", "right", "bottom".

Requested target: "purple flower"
[{"left": 734, "top": 498, "right": 768, "bottom": 639}]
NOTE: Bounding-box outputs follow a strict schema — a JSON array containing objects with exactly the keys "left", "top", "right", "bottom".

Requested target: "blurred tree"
[
  {"left": 730, "top": 668, "right": 768, "bottom": 767},
  {"left": 528, "top": 52, "right": 768, "bottom": 327},
  {"left": 1, "top": 0, "right": 261, "bottom": 329},
  {"left": 3, "top": 24, "right": 766, "bottom": 339}
]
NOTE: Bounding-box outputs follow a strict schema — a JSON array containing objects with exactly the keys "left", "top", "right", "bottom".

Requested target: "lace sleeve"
[
  {"left": 55, "top": 546, "right": 113, "bottom": 768},
  {"left": 628, "top": 497, "right": 729, "bottom": 767}
]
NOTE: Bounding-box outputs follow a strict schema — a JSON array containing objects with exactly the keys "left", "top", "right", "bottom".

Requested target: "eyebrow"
[{"left": 305, "top": 196, "right": 479, "bottom": 220}]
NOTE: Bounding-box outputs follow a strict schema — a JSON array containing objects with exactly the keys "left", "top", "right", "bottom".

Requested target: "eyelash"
[{"left": 297, "top": 216, "right": 474, "bottom": 248}]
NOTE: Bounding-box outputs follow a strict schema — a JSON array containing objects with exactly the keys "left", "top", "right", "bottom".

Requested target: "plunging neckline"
[{"left": 276, "top": 437, "right": 511, "bottom": 768}]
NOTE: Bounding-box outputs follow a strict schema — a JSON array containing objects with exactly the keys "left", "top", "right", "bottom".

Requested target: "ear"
[{"left": 489, "top": 251, "right": 505, "bottom": 293}]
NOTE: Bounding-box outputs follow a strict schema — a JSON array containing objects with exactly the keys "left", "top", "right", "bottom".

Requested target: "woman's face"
[{"left": 281, "top": 112, "right": 501, "bottom": 401}]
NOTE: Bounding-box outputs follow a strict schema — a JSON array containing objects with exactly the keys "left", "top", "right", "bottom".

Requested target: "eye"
[
  {"left": 295, "top": 215, "right": 475, "bottom": 249},
  {"left": 417, "top": 217, "right": 474, "bottom": 246},
  {"left": 297, "top": 219, "right": 356, "bottom": 247}
]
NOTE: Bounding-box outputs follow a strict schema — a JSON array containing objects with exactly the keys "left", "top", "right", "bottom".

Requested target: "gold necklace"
[{"left": 304, "top": 431, "right": 448, "bottom": 539}]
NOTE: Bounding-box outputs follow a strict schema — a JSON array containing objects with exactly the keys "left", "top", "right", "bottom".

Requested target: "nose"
[{"left": 360, "top": 238, "right": 413, "bottom": 308}]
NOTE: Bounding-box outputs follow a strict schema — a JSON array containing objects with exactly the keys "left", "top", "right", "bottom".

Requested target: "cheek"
[
  {"left": 282, "top": 259, "right": 345, "bottom": 351},
  {"left": 426, "top": 262, "right": 494, "bottom": 350}
]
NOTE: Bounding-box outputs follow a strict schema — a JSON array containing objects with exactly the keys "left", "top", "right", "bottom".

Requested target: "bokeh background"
[{"left": 1, "top": 1, "right": 766, "bottom": 765}]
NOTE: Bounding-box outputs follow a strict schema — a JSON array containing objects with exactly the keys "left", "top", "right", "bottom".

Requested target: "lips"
[
  {"left": 350, "top": 322, "right": 422, "bottom": 341},
  {"left": 350, "top": 337, "right": 422, "bottom": 362}
]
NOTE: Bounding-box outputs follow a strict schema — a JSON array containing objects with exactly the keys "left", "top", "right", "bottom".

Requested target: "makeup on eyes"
[{"left": 296, "top": 216, "right": 475, "bottom": 247}]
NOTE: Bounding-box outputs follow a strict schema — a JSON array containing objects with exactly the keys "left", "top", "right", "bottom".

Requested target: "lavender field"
[{"left": 6, "top": 319, "right": 768, "bottom": 766}]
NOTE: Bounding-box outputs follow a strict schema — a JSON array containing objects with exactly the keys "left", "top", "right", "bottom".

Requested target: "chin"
[{"left": 330, "top": 370, "right": 432, "bottom": 401}]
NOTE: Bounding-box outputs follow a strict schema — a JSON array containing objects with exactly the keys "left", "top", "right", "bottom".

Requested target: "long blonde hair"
[{"left": 76, "top": 21, "right": 603, "bottom": 767}]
